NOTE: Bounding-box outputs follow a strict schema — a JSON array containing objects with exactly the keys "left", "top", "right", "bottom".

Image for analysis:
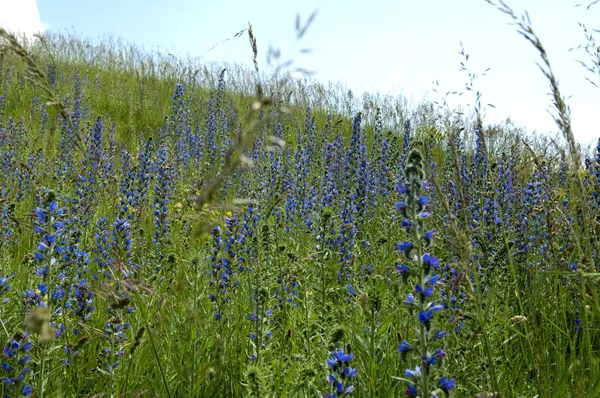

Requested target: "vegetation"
[{"left": 0, "top": 2, "right": 599, "bottom": 396}]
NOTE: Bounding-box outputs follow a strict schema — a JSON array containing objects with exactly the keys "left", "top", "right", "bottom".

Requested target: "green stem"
[
  {"left": 465, "top": 276, "right": 500, "bottom": 393},
  {"left": 369, "top": 304, "right": 377, "bottom": 396},
  {"left": 39, "top": 348, "right": 46, "bottom": 398},
  {"left": 123, "top": 353, "right": 133, "bottom": 397},
  {"left": 191, "top": 257, "right": 199, "bottom": 394},
  {"left": 137, "top": 296, "right": 172, "bottom": 398}
]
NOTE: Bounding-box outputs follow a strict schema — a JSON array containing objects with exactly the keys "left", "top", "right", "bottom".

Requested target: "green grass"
[{"left": 0, "top": 9, "right": 599, "bottom": 397}]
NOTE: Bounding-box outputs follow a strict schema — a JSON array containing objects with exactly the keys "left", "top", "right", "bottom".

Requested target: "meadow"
[{"left": 0, "top": 4, "right": 600, "bottom": 397}]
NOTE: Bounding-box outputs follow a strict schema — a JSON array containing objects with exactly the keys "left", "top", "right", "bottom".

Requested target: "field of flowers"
[{"left": 0, "top": 16, "right": 600, "bottom": 398}]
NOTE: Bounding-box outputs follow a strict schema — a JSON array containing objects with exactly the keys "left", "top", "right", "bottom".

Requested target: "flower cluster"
[
  {"left": 1, "top": 333, "right": 33, "bottom": 396},
  {"left": 325, "top": 348, "right": 357, "bottom": 397},
  {"left": 394, "top": 149, "right": 454, "bottom": 397},
  {"left": 31, "top": 191, "right": 66, "bottom": 310},
  {"left": 153, "top": 146, "right": 173, "bottom": 247}
]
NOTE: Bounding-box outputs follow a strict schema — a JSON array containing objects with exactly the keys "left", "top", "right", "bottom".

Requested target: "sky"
[{"left": 0, "top": 0, "right": 599, "bottom": 144}]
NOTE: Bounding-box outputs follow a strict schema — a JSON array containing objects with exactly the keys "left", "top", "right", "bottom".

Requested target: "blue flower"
[
  {"left": 422, "top": 253, "right": 440, "bottom": 269},
  {"left": 438, "top": 376, "right": 455, "bottom": 392},
  {"left": 395, "top": 242, "right": 413, "bottom": 256},
  {"left": 347, "top": 284, "right": 356, "bottom": 296},
  {"left": 404, "top": 366, "right": 421, "bottom": 378},
  {"left": 38, "top": 284, "right": 48, "bottom": 295},
  {"left": 403, "top": 293, "right": 416, "bottom": 307},
  {"left": 394, "top": 264, "right": 411, "bottom": 275},
  {"left": 404, "top": 384, "right": 418, "bottom": 397},
  {"left": 395, "top": 202, "right": 407, "bottom": 211},
  {"left": 418, "top": 211, "right": 431, "bottom": 219},
  {"left": 326, "top": 348, "right": 357, "bottom": 396},
  {"left": 21, "top": 385, "right": 33, "bottom": 396},
  {"left": 48, "top": 201, "right": 58, "bottom": 213},
  {"left": 426, "top": 302, "right": 444, "bottom": 313},
  {"left": 398, "top": 340, "right": 412, "bottom": 353},
  {"left": 395, "top": 241, "right": 412, "bottom": 252},
  {"left": 418, "top": 311, "right": 432, "bottom": 324},
  {"left": 345, "top": 367, "right": 358, "bottom": 377},
  {"left": 332, "top": 349, "right": 354, "bottom": 363},
  {"left": 416, "top": 284, "right": 433, "bottom": 298},
  {"left": 423, "top": 229, "right": 436, "bottom": 245},
  {"left": 432, "top": 349, "right": 446, "bottom": 361},
  {"left": 425, "top": 274, "right": 440, "bottom": 285}
]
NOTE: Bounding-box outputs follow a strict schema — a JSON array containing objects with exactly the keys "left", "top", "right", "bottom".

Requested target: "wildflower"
[
  {"left": 394, "top": 149, "right": 454, "bottom": 396},
  {"left": 394, "top": 264, "right": 411, "bottom": 281},
  {"left": 403, "top": 293, "right": 416, "bottom": 307},
  {"left": 416, "top": 284, "right": 434, "bottom": 298},
  {"left": 326, "top": 348, "right": 357, "bottom": 396},
  {"left": 396, "top": 241, "right": 413, "bottom": 253},
  {"left": 404, "top": 366, "right": 421, "bottom": 378},
  {"left": 423, "top": 253, "right": 440, "bottom": 270},
  {"left": 438, "top": 376, "right": 455, "bottom": 393},
  {"left": 418, "top": 311, "right": 433, "bottom": 324},
  {"left": 404, "top": 384, "right": 418, "bottom": 397}
]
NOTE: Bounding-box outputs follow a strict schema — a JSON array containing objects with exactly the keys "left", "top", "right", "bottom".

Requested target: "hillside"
[{"left": 0, "top": 28, "right": 598, "bottom": 397}]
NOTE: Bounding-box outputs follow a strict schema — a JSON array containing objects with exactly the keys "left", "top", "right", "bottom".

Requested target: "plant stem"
[{"left": 137, "top": 296, "right": 172, "bottom": 398}]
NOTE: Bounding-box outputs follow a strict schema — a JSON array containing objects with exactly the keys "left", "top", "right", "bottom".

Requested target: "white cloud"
[{"left": 0, "top": 0, "right": 45, "bottom": 39}]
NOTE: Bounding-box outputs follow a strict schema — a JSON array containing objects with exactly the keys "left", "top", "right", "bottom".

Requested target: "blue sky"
[{"left": 1, "top": 0, "right": 599, "bottom": 144}]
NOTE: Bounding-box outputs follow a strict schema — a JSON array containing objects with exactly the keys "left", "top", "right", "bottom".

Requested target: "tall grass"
[{"left": 0, "top": 4, "right": 598, "bottom": 396}]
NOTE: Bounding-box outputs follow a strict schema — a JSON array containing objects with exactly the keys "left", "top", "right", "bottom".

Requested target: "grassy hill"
[{"left": 0, "top": 25, "right": 598, "bottom": 397}]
